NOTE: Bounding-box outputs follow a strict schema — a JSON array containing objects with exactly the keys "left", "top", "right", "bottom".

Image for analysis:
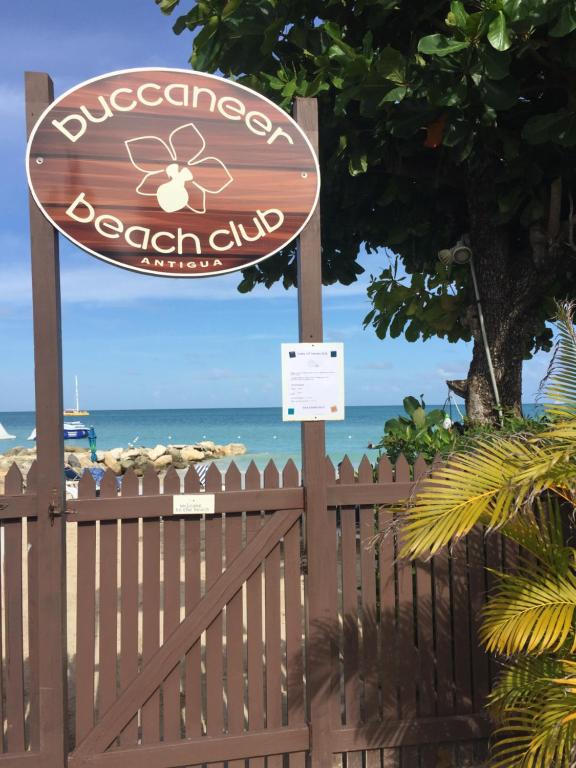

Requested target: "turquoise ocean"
[{"left": 0, "top": 405, "right": 543, "bottom": 471}]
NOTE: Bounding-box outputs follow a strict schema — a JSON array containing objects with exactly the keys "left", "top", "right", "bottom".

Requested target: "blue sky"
[{"left": 0, "top": 1, "right": 550, "bottom": 411}]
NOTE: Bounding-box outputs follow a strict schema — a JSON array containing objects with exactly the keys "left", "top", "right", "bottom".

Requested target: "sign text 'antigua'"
[{"left": 26, "top": 68, "right": 320, "bottom": 277}]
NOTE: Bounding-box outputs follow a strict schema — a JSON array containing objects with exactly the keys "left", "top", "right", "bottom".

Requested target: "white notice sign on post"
[{"left": 281, "top": 343, "right": 344, "bottom": 421}]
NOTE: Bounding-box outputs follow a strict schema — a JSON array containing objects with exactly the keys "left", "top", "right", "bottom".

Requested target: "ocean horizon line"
[{"left": 0, "top": 402, "right": 541, "bottom": 415}]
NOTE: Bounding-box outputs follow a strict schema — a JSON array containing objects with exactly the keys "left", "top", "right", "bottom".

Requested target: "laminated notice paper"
[{"left": 281, "top": 342, "right": 344, "bottom": 421}]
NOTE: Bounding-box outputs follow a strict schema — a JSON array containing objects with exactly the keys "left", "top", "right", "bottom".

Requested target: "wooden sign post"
[
  {"left": 25, "top": 71, "right": 67, "bottom": 767},
  {"left": 294, "top": 98, "right": 336, "bottom": 768}
]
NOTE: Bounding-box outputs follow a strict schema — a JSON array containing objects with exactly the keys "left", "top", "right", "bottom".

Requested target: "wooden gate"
[
  {"left": 0, "top": 71, "right": 493, "bottom": 768},
  {"left": 65, "top": 462, "right": 308, "bottom": 768}
]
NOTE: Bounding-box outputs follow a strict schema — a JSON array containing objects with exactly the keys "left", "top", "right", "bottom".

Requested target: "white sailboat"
[
  {"left": 0, "top": 423, "right": 15, "bottom": 440},
  {"left": 64, "top": 375, "right": 89, "bottom": 417}
]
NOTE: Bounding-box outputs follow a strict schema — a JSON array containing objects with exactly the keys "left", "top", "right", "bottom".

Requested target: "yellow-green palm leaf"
[
  {"left": 490, "top": 659, "right": 576, "bottom": 768},
  {"left": 488, "top": 655, "right": 565, "bottom": 717},
  {"left": 500, "top": 499, "right": 572, "bottom": 571},
  {"left": 400, "top": 437, "right": 538, "bottom": 558},
  {"left": 482, "top": 564, "right": 576, "bottom": 655},
  {"left": 490, "top": 702, "right": 576, "bottom": 768}
]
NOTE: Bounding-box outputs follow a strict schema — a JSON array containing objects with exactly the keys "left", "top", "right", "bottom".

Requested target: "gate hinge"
[{"left": 48, "top": 491, "right": 64, "bottom": 525}]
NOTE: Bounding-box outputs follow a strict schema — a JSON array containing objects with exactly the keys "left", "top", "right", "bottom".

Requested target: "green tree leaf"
[
  {"left": 448, "top": 1, "right": 468, "bottom": 30},
  {"left": 550, "top": 5, "right": 576, "bottom": 38},
  {"left": 523, "top": 110, "right": 576, "bottom": 147},
  {"left": 412, "top": 406, "right": 426, "bottom": 428},
  {"left": 418, "top": 34, "right": 470, "bottom": 57},
  {"left": 348, "top": 151, "right": 368, "bottom": 176},
  {"left": 403, "top": 396, "right": 421, "bottom": 416},
  {"left": 156, "top": 0, "right": 180, "bottom": 14},
  {"left": 488, "top": 11, "right": 512, "bottom": 51},
  {"left": 377, "top": 46, "right": 406, "bottom": 84}
]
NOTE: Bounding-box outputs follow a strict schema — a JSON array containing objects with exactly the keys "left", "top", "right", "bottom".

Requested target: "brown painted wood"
[
  {"left": 224, "top": 463, "right": 244, "bottom": 768},
  {"left": 331, "top": 714, "right": 490, "bottom": 751},
  {"left": 282, "top": 461, "right": 305, "bottom": 768},
  {"left": 451, "top": 539, "right": 473, "bottom": 714},
  {"left": 485, "top": 533, "right": 503, "bottom": 687},
  {"left": 433, "top": 547, "right": 454, "bottom": 716},
  {"left": 75, "top": 522, "right": 97, "bottom": 743},
  {"left": 182, "top": 467, "right": 201, "bottom": 740},
  {"left": 27, "top": 70, "right": 319, "bottom": 277},
  {"left": 0, "top": 496, "right": 37, "bottom": 519},
  {"left": 98, "top": 491, "right": 118, "bottom": 725},
  {"left": 377, "top": 460, "right": 398, "bottom": 720},
  {"left": 4, "top": 520, "right": 25, "bottom": 752},
  {"left": 0, "top": 532, "right": 5, "bottom": 755},
  {"left": 415, "top": 557, "right": 435, "bottom": 718},
  {"left": 67, "top": 487, "right": 304, "bottom": 520},
  {"left": 73, "top": 505, "right": 303, "bottom": 758},
  {"left": 394, "top": 458, "right": 417, "bottom": 725},
  {"left": 245, "top": 462, "right": 265, "bottom": 768},
  {"left": 26, "top": 72, "right": 68, "bottom": 768},
  {"left": 468, "top": 528, "right": 490, "bottom": 710},
  {"left": 72, "top": 726, "right": 310, "bottom": 768},
  {"left": 263, "top": 463, "right": 282, "bottom": 768},
  {"left": 0, "top": 755, "right": 46, "bottom": 768},
  {"left": 3, "top": 466, "right": 23, "bottom": 495},
  {"left": 357, "top": 457, "right": 379, "bottom": 723},
  {"left": 119, "top": 471, "right": 139, "bottom": 745},
  {"left": 412, "top": 462, "right": 434, "bottom": 721},
  {"left": 327, "top": 483, "right": 413, "bottom": 506},
  {"left": 295, "top": 94, "right": 338, "bottom": 768},
  {"left": 26, "top": 513, "right": 40, "bottom": 752},
  {"left": 141, "top": 468, "right": 161, "bottom": 743},
  {"left": 204, "top": 465, "right": 224, "bottom": 757},
  {"left": 3, "top": 471, "right": 20, "bottom": 753},
  {"left": 337, "top": 459, "right": 362, "bottom": 768},
  {"left": 338, "top": 459, "right": 360, "bottom": 728},
  {"left": 162, "top": 468, "right": 182, "bottom": 742}
]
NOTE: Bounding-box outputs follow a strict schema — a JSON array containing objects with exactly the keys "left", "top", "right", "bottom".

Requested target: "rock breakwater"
[{"left": 0, "top": 440, "right": 247, "bottom": 490}]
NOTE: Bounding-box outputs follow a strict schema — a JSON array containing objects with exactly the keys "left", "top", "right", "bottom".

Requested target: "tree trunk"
[{"left": 465, "top": 178, "right": 537, "bottom": 423}]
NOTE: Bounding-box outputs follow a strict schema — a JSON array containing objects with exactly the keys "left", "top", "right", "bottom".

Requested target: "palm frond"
[
  {"left": 490, "top": 656, "right": 576, "bottom": 768},
  {"left": 542, "top": 301, "right": 576, "bottom": 418},
  {"left": 488, "top": 655, "right": 566, "bottom": 717},
  {"left": 400, "top": 437, "right": 539, "bottom": 558},
  {"left": 481, "top": 563, "right": 576, "bottom": 655},
  {"left": 514, "top": 440, "right": 576, "bottom": 492},
  {"left": 490, "top": 701, "right": 576, "bottom": 768},
  {"left": 500, "top": 496, "right": 573, "bottom": 572}
]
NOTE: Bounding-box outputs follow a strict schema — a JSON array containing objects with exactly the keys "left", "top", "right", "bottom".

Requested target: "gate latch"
[{"left": 48, "top": 491, "right": 64, "bottom": 525}]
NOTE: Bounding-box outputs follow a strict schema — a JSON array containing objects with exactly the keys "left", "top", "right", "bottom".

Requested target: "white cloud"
[
  {"left": 0, "top": 236, "right": 297, "bottom": 305},
  {"left": 0, "top": 232, "right": 378, "bottom": 308},
  {"left": 436, "top": 363, "right": 469, "bottom": 380}
]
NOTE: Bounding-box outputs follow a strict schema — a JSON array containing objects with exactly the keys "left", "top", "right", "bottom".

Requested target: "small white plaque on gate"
[{"left": 173, "top": 494, "right": 215, "bottom": 516}]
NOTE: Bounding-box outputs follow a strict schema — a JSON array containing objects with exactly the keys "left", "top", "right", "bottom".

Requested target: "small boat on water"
[
  {"left": 63, "top": 375, "right": 89, "bottom": 417},
  {"left": 27, "top": 422, "right": 90, "bottom": 441},
  {"left": 0, "top": 422, "right": 15, "bottom": 440}
]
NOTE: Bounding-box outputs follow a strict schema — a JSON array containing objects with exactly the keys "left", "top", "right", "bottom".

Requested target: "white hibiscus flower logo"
[{"left": 125, "top": 123, "right": 233, "bottom": 214}]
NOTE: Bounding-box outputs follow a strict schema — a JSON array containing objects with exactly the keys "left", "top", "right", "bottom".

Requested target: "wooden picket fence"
[{"left": 0, "top": 453, "right": 496, "bottom": 768}]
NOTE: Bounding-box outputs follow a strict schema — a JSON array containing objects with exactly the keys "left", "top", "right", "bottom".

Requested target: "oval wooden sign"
[{"left": 27, "top": 68, "right": 320, "bottom": 277}]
